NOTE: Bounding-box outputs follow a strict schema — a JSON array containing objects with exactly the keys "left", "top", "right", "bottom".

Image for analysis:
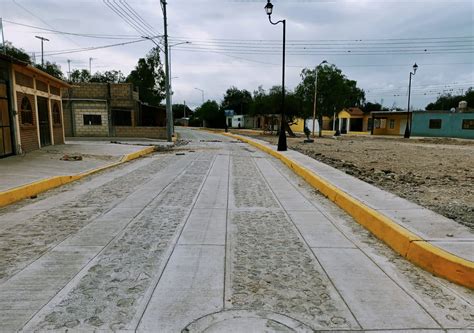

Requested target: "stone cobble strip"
[
  {"left": 228, "top": 210, "right": 359, "bottom": 330},
  {"left": 0, "top": 156, "right": 172, "bottom": 283},
  {"left": 231, "top": 156, "right": 279, "bottom": 209},
  {"left": 31, "top": 155, "right": 215, "bottom": 331}
]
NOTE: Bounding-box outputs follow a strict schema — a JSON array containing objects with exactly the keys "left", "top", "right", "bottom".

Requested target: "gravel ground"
[{"left": 234, "top": 131, "right": 474, "bottom": 229}]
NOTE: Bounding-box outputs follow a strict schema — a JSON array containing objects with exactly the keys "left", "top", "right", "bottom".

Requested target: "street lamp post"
[
  {"left": 265, "top": 0, "right": 287, "bottom": 151},
  {"left": 312, "top": 60, "right": 327, "bottom": 138},
  {"left": 404, "top": 62, "right": 418, "bottom": 139},
  {"left": 194, "top": 87, "right": 204, "bottom": 104}
]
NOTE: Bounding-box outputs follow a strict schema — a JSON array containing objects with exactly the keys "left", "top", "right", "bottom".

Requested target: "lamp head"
[
  {"left": 265, "top": 1, "right": 273, "bottom": 16},
  {"left": 413, "top": 62, "right": 418, "bottom": 74}
]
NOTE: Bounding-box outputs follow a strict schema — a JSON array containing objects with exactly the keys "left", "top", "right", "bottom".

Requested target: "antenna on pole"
[
  {"left": 0, "top": 17, "right": 6, "bottom": 55},
  {"left": 67, "top": 59, "right": 71, "bottom": 81},
  {"left": 35, "top": 35, "right": 49, "bottom": 67}
]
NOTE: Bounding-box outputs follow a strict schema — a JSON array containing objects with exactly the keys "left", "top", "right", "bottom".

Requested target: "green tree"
[
  {"left": 69, "top": 69, "right": 91, "bottom": 83},
  {"left": 172, "top": 103, "right": 193, "bottom": 119},
  {"left": 426, "top": 88, "right": 474, "bottom": 110},
  {"left": 362, "top": 102, "right": 383, "bottom": 113},
  {"left": 90, "top": 70, "right": 126, "bottom": 83},
  {"left": 221, "top": 87, "right": 253, "bottom": 115},
  {"left": 192, "top": 100, "right": 224, "bottom": 128},
  {"left": 126, "top": 46, "right": 165, "bottom": 106},
  {"left": 295, "top": 64, "right": 366, "bottom": 118},
  {"left": 35, "top": 61, "right": 64, "bottom": 80},
  {"left": 3, "top": 41, "right": 31, "bottom": 62}
]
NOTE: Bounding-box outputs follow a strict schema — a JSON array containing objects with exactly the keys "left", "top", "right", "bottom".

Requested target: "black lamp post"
[
  {"left": 265, "top": 0, "right": 287, "bottom": 151},
  {"left": 404, "top": 62, "right": 418, "bottom": 138}
]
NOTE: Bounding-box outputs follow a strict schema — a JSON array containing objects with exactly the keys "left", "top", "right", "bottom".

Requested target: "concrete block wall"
[
  {"left": 115, "top": 126, "right": 167, "bottom": 139},
  {"left": 73, "top": 101, "right": 109, "bottom": 137},
  {"left": 16, "top": 92, "right": 39, "bottom": 152},
  {"left": 63, "top": 83, "right": 108, "bottom": 99}
]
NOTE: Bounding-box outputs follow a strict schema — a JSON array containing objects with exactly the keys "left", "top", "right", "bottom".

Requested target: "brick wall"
[
  {"left": 114, "top": 126, "right": 167, "bottom": 139},
  {"left": 62, "top": 100, "right": 73, "bottom": 137},
  {"left": 51, "top": 100, "right": 64, "bottom": 144},
  {"left": 73, "top": 101, "right": 109, "bottom": 137},
  {"left": 17, "top": 92, "right": 39, "bottom": 152}
]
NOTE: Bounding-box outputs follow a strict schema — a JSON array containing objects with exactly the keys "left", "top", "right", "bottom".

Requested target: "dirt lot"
[{"left": 233, "top": 130, "right": 474, "bottom": 230}]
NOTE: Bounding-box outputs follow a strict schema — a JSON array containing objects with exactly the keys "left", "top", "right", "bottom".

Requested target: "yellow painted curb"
[
  {"left": 223, "top": 132, "right": 474, "bottom": 289},
  {"left": 0, "top": 146, "right": 156, "bottom": 209}
]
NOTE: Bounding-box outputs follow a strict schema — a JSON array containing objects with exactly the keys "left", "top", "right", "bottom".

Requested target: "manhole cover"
[{"left": 182, "top": 310, "right": 312, "bottom": 333}]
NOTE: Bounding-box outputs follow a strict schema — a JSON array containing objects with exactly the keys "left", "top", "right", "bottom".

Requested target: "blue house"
[{"left": 411, "top": 110, "right": 474, "bottom": 139}]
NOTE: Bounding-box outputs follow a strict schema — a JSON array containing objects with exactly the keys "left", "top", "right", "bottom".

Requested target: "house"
[
  {"left": 371, "top": 111, "right": 409, "bottom": 136},
  {"left": 336, "top": 107, "right": 371, "bottom": 133},
  {"left": 62, "top": 83, "right": 167, "bottom": 139},
  {"left": 411, "top": 110, "right": 474, "bottom": 139},
  {"left": 0, "top": 54, "right": 70, "bottom": 157}
]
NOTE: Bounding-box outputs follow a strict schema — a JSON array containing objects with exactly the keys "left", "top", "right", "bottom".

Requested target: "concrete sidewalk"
[
  {"left": 226, "top": 133, "right": 474, "bottom": 287},
  {"left": 0, "top": 139, "right": 171, "bottom": 192}
]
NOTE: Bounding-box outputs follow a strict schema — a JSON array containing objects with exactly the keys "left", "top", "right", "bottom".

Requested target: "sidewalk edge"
[
  {"left": 224, "top": 132, "right": 474, "bottom": 289},
  {"left": 0, "top": 146, "right": 156, "bottom": 208}
]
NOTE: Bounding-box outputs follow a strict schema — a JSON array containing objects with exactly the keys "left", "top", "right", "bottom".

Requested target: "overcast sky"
[{"left": 1, "top": 0, "right": 473, "bottom": 110}]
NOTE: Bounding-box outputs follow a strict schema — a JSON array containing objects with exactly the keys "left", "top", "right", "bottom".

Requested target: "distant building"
[
  {"left": 62, "top": 82, "right": 167, "bottom": 139},
  {"left": 411, "top": 110, "right": 474, "bottom": 139},
  {"left": 336, "top": 107, "right": 371, "bottom": 133},
  {"left": 0, "top": 54, "right": 70, "bottom": 157},
  {"left": 371, "top": 108, "right": 474, "bottom": 139},
  {"left": 371, "top": 111, "right": 409, "bottom": 136}
]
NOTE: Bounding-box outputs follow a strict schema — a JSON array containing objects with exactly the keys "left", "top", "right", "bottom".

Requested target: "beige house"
[{"left": 0, "top": 54, "right": 70, "bottom": 156}]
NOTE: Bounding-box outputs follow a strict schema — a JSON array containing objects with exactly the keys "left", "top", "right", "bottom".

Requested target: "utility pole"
[
  {"left": 35, "top": 36, "right": 49, "bottom": 67},
  {"left": 67, "top": 59, "right": 71, "bottom": 81},
  {"left": 89, "top": 57, "right": 95, "bottom": 74},
  {"left": 184, "top": 100, "right": 186, "bottom": 118},
  {"left": 161, "top": 0, "right": 173, "bottom": 142},
  {"left": 0, "top": 18, "right": 6, "bottom": 55}
]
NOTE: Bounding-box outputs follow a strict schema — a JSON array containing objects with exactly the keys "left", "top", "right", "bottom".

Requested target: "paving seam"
[
  {"left": 223, "top": 132, "right": 474, "bottom": 289},
  {"left": 19, "top": 153, "right": 197, "bottom": 331},
  {"left": 223, "top": 148, "right": 232, "bottom": 310},
  {"left": 252, "top": 152, "right": 363, "bottom": 330},
  {"left": 0, "top": 146, "right": 156, "bottom": 208},
  {"left": 257, "top": 152, "right": 446, "bottom": 330},
  {"left": 134, "top": 152, "right": 219, "bottom": 331}
]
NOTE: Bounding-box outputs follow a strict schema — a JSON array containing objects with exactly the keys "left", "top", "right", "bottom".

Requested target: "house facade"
[
  {"left": 0, "top": 54, "right": 69, "bottom": 157},
  {"left": 411, "top": 111, "right": 474, "bottom": 139},
  {"left": 62, "top": 83, "right": 167, "bottom": 139},
  {"left": 371, "top": 111, "right": 409, "bottom": 136}
]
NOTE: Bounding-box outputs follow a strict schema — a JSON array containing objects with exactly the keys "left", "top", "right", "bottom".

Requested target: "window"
[
  {"left": 389, "top": 119, "right": 395, "bottom": 129},
  {"left": 83, "top": 114, "right": 102, "bottom": 126},
  {"left": 429, "top": 119, "right": 442, "bottom": 129},
  {"left": 462, "top": 119, "right": 474, "bottom": 130},
  {"left": 20, "top": 97, "right": 33, "bottom": 125},
  {"left": 113, "top": 109, "right": 132, "bottom": 126},
  {"left": 375, "top": 118, "right": 386, "bottom": 129},
  {"left": 52, "top": 103, "right": 61, "bottom": 125}
]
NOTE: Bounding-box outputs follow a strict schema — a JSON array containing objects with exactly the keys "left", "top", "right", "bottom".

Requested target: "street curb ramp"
[
  {"left": 223, "top": 132, "right": 474, "bottom": 290},
  {"left": 0, "top": 146, "right": 156, "bottom": 209}
]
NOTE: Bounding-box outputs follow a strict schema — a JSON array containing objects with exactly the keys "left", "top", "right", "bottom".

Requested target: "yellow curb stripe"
[
  {"left": 0, "top": 146, "right": 156, "bottom": 209},
  {"left": 223, "top": 132, "right": 474, "bottom": 289}
]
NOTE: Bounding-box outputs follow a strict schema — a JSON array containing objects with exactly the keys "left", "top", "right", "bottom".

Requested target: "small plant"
[{"left": 304, "top": 126, "right": 311, "bottom": 140}]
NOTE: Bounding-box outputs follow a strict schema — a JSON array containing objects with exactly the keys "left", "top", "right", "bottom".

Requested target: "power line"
[
  {"left": 35, "top": 38, "right": 148, "bottom": 56},
  {"left": 3, "top": 19, "right": 148, "bottom": 39},
  {"left": 11, "top": 0, "right": 82, "bottom": 48}
]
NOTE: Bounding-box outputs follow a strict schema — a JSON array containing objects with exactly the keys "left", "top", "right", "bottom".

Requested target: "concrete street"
[{"left": 0, "top": 128, "right": 472, "bottom": 332}]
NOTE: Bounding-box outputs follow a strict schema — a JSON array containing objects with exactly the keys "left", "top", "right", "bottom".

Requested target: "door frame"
[
  {"left": 0, "top": 80, "right": 14, "bottom": 158},
  {"left": 37, "top": 96, "right": 52, "bottom": 147}
]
